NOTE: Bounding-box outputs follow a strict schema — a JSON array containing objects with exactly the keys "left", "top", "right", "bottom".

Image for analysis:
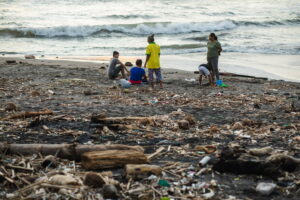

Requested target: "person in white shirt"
[{"left": 198, "top": 64, "right": 213, "bottom": 86}]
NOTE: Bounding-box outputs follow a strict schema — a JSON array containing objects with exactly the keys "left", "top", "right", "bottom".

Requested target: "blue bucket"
[{"left": 216, "top": 79, "right": 223, "bottom": 86}]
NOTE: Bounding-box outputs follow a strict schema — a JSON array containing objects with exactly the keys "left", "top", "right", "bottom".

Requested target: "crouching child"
[{"left": 198, "top": 63, "right": 213, "bottom": 86}]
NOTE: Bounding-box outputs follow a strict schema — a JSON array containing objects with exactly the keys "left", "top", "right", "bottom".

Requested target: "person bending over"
[
  {"left": 144, "top": 34, "right": 163, "bottom": 89},
  {"left": 198, "top": 63, "right": 213, "bottom": 86},
  {"left": 108, "top": 51, "right": 129, "bottom": 80},
  {"left": 129, "top": 59, "right": 146, "bottom": 84}
]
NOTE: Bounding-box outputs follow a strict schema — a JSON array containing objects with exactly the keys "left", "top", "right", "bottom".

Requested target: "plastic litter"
[
  {"left": 185, "top": 78, "right": 196, "bottom": 82},
  {"left": 119, "top": 79, "right": 131, "bottom": 88},
  {"left": 256, "top": 182, "right": 276, "bottom": 195},
  {"left": 199, "top": 156, "right": 211, "bottom": 166},
  {"left": 216, "top": 79, "right": 223, "bottom": 86},
  {"left": 158, "top": 179, "right": 171, "bottom": 187}
]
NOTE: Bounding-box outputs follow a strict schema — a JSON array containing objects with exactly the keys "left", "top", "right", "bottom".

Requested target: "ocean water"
[{"left": 0, "top": 0, "right": 299, "bottom": 56}]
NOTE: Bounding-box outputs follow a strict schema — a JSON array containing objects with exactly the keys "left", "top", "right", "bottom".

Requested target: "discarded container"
[
  {"left": 216, "top": 79, "right": 223, "bottom": 86},
  {"left": 119, "top": 79, "right": 131, "bottom": 88},
  {"left": 185, "top": 78, "right": 196, "bottom": 82},
  {"left": 220, "top": 83, "right": 229, "bottom": 87},
  {"left": 149, "top": 98, "right": 158, "bottom": 104},
  {"left": 199, "top": 156, "right": 211, "bottom": 166},
  {"left": 158, "top": 179, "right": 171, "bottom": 187},
  {"left": 256, "top": 182, "right": 276, "bottom": 195}
]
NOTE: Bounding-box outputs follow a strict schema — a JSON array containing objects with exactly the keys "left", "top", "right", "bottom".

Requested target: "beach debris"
[
  {"left": 232, "top": 122, "right": 243, "bottom": 130},
  {"left": 0, "top": 143, "right": 144, "bottom": 160},
  {"left": 213, "top": 147, "right": 300, "bottom": 176},
  {"left": 81, "top": 150, "right": 148, "bottom": 170},
  {"left": 47, "top": 89, "right": 55, "bottom": 95},
  {"left": 102, "top": 184, "right": 119, "bottom": 199},
  {"left": 158, "top": 179, "right": 171, "bottom": 187},
  {"left": 293, "top": 136, "right": 300, "bottom": 142},
  {"left": 7, "top": 109, "right": 53, "bottom": 119},
  {"left": 5, "top": 60, "right": 17, "bottom": 64},
  {"left": 4, "top": 102, "right": 17, "bottom": 112},
  {"left": 291, "top": 100, "right": 300, "bottom": 112},
  {"left": 249, "top": 146, "right": 273, "bottom": 156},
  {"left": 25, "top": 55, "right": 35, "bottom": 59},
  {"left": 256, "top": 182, "right": 276, "bottom": 195},
  {"left": 125, "top": 62, "right": 133, "bottom": 66},
  {"left": 177, "top": 119, "right": 190, "bottom": 130},
  {"left": 83, "top": 90, "right": 92, "bottom": 96},
  {"left": 41, "top": 155, "right": 58, "bottom": 168},
  {"left": 199, "top": 156, "right": 211, "bottom": 166},
  {"left": 194, "top": 145, "right": 217, "bottom": 154},
  {"left": 185, "top": 78, "right": 196, "bottom": 82},
  {"left": 1, "top": 57, "right": 300, "bottom": 199},
  {"left": 31, "top": 90, "right": 40, "bottom": 97},
  {"left": 49, "top": 174, "right": 80, "bottom": 185},
  {"left": 125, "top": 164, "right": 162, "bottom": 179},
  {"left": 209, "top": 125, "right": 219, "bottom": 133},
  {"left": 119, "top": 79, "right": 131, "bottom": 88},
  {"left": 147, "top": 146, "right": 165, "bottom": 161},
  {"left": 83, "top": 172, "right": 106, "bottom": 188}
]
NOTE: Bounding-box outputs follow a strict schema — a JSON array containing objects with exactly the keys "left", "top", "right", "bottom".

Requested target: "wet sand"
[{"left": 0, "top": 57, "right": 300, "bottom": 199}]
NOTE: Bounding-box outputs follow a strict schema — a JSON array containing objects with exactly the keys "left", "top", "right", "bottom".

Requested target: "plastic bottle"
[{"left": 199, "top": 156, "right": 211, "bottom": 166}]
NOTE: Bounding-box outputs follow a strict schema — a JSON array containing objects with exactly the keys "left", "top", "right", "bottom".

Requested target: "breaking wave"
[
  {"left": 0, "top": 18, "right": 299, "bottom": 38},
  {"left": 0, "top": 20, "right": 238, "bottom": 38}
]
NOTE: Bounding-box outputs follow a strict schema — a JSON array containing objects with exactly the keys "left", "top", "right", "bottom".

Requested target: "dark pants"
[{"left": 207, "top": 56, "right": 219, "bottom": 80}]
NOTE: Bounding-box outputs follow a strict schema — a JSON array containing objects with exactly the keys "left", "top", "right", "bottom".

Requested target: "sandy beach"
[{"left": 0, "top": 57, "right": 300, "bottom": 199}]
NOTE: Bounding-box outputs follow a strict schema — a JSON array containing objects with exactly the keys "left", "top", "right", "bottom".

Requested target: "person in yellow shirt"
[{"left": 144, "top": 34, "right": 163, "bottom": 89}]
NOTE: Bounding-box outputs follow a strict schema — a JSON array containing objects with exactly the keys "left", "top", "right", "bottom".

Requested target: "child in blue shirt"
[{"left": 129, "top": 59, "right": 146, "bottom": 84}]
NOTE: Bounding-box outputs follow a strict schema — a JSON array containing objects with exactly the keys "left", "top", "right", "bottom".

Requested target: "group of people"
[{"left": 108, "top": 33, "right": 222, "bottom": 88}]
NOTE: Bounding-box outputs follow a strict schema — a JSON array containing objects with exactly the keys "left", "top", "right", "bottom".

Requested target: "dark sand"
[{"left": 0, "top": 57, "right": 300, "bottom": 199}]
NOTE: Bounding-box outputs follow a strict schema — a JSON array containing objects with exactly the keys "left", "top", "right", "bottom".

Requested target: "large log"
[
  {"left": 125, "top": 164, "right": 162, "bottom": 179},
  {"left": 81, "top": 150, "right": 148, "bottom": 170},
  {"left": 0, "top": 143, "right": 144, "bottom": 161}
]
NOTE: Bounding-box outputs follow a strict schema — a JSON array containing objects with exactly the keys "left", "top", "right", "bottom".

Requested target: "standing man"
[
  {"left": 144, "top": 34, "right": 163, "bottom": 89},
  {"left": 108, "top": 51, "right": 129, "bottom": 80}
]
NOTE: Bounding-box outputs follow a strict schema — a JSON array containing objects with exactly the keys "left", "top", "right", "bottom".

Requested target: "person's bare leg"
[
  {"left": 208, "top": 75, "right": 213, "bottom": 86},
  {"left": 120, "top": 66, "right": 126, "bottom": 78},
  {"left": 150, "top": 82, "right": 154, "bottom": 89},
  {"left": 211, "top": 72, "right": 215, "bottom": 83},
  {"left": 199, "top": 75, "right": 203, "bottom": 86},
  {"left": 159, "top": 81, "right": 163, "bottom": 89}
]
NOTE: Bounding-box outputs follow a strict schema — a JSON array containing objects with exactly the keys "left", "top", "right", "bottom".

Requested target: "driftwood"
[
  {"left": 5, "top": 60, "right": 17, "bottom": 64},
  {"left": 0, "top": 143, "right": 144, "bottom": 161},
  {"left": 8, "top": 109, "right": 53, "bottom": 119},
  {"left": 147, "top": 146, "right": 165, "bottom": 161},
  {"left": 125, "top": 164, "right": 162, "bottom": 179},
  {"left": 81, "top": 150, "right": 148, "bottom": 170},
  {"left": 90, "top": 124, "right": 134, "bottom": 130},
  {"left": 83, "top": 172, "right": 106, "bottom": 188},
  {"left": 91, "top": 116, "right": 153, "bottom": 124},
  {"left": 193, "top": 71, "right": 268, "bottom": 80},
  {"left": 219, "top": 72, "right": 268, "bottom": 80}
]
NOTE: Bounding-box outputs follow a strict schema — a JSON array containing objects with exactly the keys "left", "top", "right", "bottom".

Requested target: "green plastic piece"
[
  {"left": 158, "top": 179, "right": 171, "bottom": 187},
  {"left": 220, "top": 83, "right": 229, "bottom": 87},
  {"left": 160, "top": 197, "right": 171, "bottom": 200}
]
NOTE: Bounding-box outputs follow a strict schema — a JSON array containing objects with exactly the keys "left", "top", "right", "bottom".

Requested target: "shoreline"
[{"left": 2, "top": 52, "right": 300, "bottom": 83}]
